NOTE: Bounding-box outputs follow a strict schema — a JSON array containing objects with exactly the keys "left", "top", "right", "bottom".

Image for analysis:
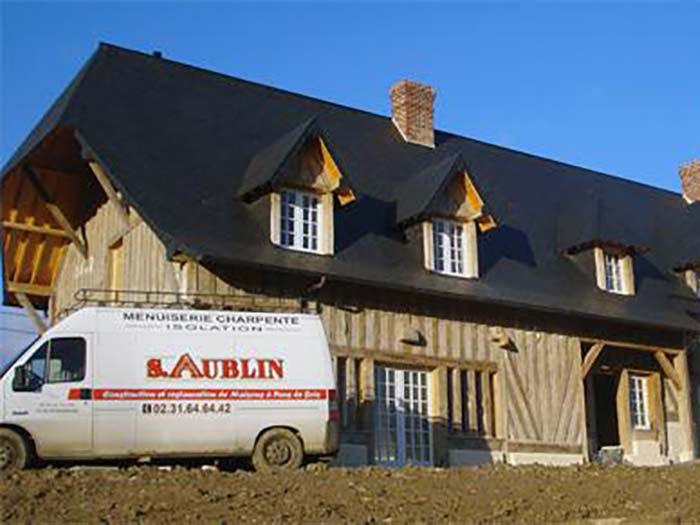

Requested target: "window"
[
  {"left": 629, "top": 374, "right": 650, "bottom": 431},
  {"left": 276, "top": 190, "right": 326, "bottom": 254},
  {"left": 594, "top": 248, "right": 634, "bottom": 295},
  {"left": 425, "top": 219, "right": 478, "bottom": 278},
  {"left": 446, "top": 367, "right": 496, "bottom": 436},
  {"left": 47, "top": 338, "right": 86, "bottom": 383},
  {"left": 24, "top": 343, "right": 48, "bottom": 389},
  {"left": 15, "top": 338, "right": 86, "bottom": 390}
]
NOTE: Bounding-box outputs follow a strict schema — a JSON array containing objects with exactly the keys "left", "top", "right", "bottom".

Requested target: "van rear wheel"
[
  {"left": 252, "top": 428, "right": 304, "bottom": 472},
  {"left": 0, "top": 429, "right": 28, "bottom": 473}
]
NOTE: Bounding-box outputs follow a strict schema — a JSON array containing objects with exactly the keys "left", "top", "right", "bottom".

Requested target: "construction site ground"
[{"left": 2, "top": 461, "right": 699, "bottom": 524}]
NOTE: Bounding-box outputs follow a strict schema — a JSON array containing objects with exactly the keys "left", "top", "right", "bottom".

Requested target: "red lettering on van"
[
  {"left": 169, "top": 353, "right": 204, "bottom": 379},
  {"left": 146, "top": 354, "right": 284, "bottom": 380},
  {"left": 147, "top": 358, "right": 167, "bottom": 378},
  {"left": 220, "top": 359, "right": 239, "bottom": 378}
]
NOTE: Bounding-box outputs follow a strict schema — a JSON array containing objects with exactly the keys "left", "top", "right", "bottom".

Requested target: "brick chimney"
[
  {"left": 680, "top": 159, "right": 700, "bottom": 203},
  {"left": 390, "top": 80, "right": 435, "bottom": 148}
]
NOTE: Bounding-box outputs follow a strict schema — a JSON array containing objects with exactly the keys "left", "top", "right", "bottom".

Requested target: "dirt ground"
[{"left": 2, "top": 462, "right": 700, "bottom": 524}]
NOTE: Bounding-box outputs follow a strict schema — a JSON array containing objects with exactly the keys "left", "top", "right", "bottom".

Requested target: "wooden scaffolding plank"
[
  {"left": 6, "top": 281, "right": 54, "bottom": 297},
  {"left": 2, "top": 220, "right": 71, "bottom": 238}
]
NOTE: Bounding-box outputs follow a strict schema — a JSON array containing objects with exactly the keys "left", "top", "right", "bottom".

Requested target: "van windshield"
[{"left": 0, "top": 336, "right": 40, "bottom": 379}]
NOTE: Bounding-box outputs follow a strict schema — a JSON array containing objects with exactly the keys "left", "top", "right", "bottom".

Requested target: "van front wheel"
[
  {"left": 0, "top": 429, "right": 28, "bottom": 473},
  {"left": 252, "top": 428, "right": 304, "bottom": 472}
]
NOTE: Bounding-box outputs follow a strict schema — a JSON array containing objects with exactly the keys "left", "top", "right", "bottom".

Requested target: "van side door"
[{"left": 4, "top": 335, "right": 93, "bottom": 458}]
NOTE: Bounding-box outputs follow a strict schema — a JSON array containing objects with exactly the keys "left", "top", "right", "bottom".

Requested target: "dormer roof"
[{"left": 395, "top": 153, "right": 496, "bottom": 231}]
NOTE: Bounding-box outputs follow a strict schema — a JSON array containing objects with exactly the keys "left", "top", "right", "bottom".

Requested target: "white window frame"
[
  {"left": 594, "top": 247, "right": 635, "bottom": 295},
  {"left": 423, "top": 219, "right": 478, "bottom": 279},
  {"left": 270, "top": 190, "right": 333, "bottom": 255},
  {"left": 629, "top": 374, "right": 651, "bottom": 431}
]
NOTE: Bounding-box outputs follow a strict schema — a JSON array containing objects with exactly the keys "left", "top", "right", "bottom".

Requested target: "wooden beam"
[
  {"left": 23, "top": 165, "right": 88, "bottom": 259},
  {"left": 6, "top": 281, "right": 54, "bottom": 297},
  {"left": 580, "top": 337, "right": 682, "bottom": 354},
  {"left": 674, "top": 352, "right": 695, "bottom": 460},
  {"left": 14, "top": 292, "right": 48, "bottom": 333},
  {"left": 581, "top": 342, "right": 605, "bottom": 379},
  {"left": 653, "top": 351, "right": 682, "bottom": 390},
  {"left": 2, "top": 220, "right": 71, "bottom": 238},
  {"left": 88, "top": 161, "right": 130, "bottom": 227}
]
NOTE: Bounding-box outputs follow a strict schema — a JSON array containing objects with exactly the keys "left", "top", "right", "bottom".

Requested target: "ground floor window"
[
  {"left": 629, "top": 374, "right": 651, "bottom": 431},
  {"left": 447, "top": 367, "right": 496, "bottom": 437},
  {"left": 374, "top": 365, "right": 433, "bottom": 466}
]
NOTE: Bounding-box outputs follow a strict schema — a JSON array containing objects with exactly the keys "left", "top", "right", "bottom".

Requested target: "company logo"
[{"left": 146, "top": 353, "right": 284, "bottom": 380}]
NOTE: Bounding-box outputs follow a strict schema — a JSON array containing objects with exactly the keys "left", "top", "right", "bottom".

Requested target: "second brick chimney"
[
  {"left": 680, "top": 159, "right": 700, "bottom": 203},
  {"left": 390, "top": 80, "right": 435, "bottom": 148}
]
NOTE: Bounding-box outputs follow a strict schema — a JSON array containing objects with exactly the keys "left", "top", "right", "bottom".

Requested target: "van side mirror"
[{"left": 12, "top": 365, "right": 38, "bottom": 392}]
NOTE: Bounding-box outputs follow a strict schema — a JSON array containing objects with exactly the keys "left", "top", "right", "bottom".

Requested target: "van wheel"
[
  {"left": 0, "top": 429, "right": 28, "bottom": 473},
  {"left": 252, "top": 428, "right": 304, "bottom": 472}
]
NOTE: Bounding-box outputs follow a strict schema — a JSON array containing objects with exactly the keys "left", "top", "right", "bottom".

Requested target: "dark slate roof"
[
  {"left": 557, "top": 189, "right": 652, "bottom": 255},
  {"left": 3, "top": 43, "right": 699, "bottom": 333}
]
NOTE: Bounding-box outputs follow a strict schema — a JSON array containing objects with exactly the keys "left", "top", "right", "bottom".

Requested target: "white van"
[{"left": 0, "top": 307, "right": 339, "bottom": 472}]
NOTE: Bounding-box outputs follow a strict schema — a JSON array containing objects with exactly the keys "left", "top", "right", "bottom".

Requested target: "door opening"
[{"left": 593, "top": 373, "right": 620, "bottom": 448}]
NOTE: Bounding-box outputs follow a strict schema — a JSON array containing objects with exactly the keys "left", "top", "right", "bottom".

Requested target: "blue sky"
[{"left": 1, "top": 2, "right": 699, "bottom": 359}]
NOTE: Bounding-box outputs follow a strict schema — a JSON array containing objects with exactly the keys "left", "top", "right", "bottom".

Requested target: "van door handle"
[{"left": 79, "top": 388, "right": 92, "bottom": 400}]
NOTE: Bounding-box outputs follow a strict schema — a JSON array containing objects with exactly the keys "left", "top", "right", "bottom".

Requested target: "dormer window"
[
  {"left": 424, "top": 219, "right": 478, "bottom": 278},
  {"left": 594, "top": 247, "right": 635, "bottom": 295},
  {"left": 271, "top": 190, "right": 333, "bottom": 255}
]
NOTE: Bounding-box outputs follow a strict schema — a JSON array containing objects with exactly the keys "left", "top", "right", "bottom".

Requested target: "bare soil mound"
[{"left": 2, "top": 463, "right": 699, "bottom": 524}]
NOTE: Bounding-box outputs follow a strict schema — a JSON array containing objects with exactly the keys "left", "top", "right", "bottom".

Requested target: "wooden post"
[
  {"left": 432, "top": 366, "right": 449, "bottom": 466},
  {"left": 467, "top": 368, "right": 478, "bottom": 432},
  {"left": 674, "top": 351, "right": 695, "bottom": 461},
  {"left": 451, "top": 368, "right": 462, "bottom": 432},
  {"left": 14, "top": 292, "right": 47, "bottom": 333},
  {"left": 616, "top": 370, "right": 632, "bottom": 455},
  {"left": 358, "top": 358, "right": 375, "bottom": 431},
  {"left": 481, "top": 370, "right": 494, "bottom": 436}
]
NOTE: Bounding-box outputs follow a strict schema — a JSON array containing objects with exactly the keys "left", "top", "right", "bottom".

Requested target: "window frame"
[
  {"left": 628, "top": 374, "right": 651, "bottom": 431},
  {"left": 424, "top": 218, "right": 478, "bottom": 279},
  {"left": 271, "top": 189, "right": 333, "bottom": 255},
  {"left": 594, "top": 247, "right": 635, "bottom": 296}
]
